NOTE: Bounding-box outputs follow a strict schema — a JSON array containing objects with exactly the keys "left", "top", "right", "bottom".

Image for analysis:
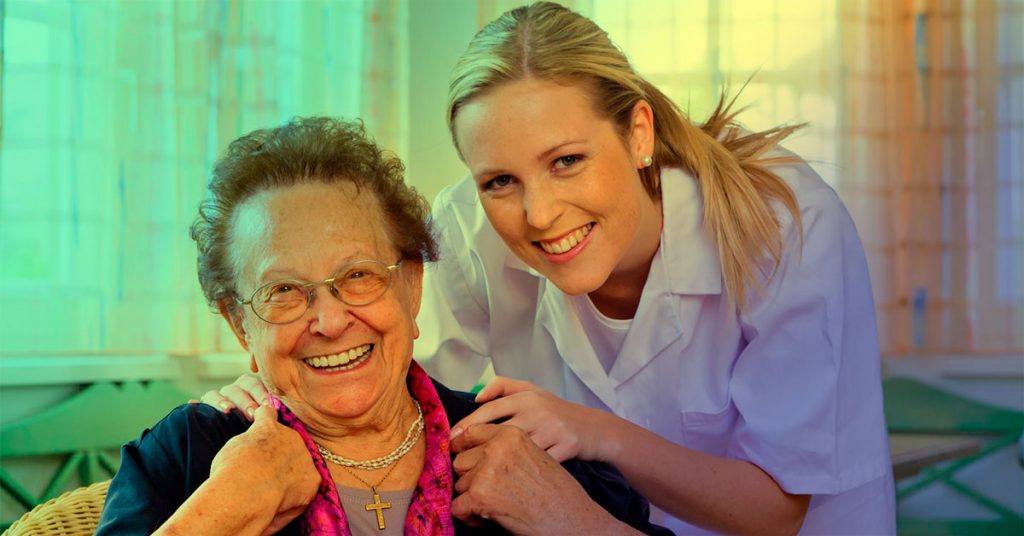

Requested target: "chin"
[
  {"left": 305, "top": 389, "right": 376, "bottom": 417},
  {"left": 543, "top": 270, "right": 607, "bottom": 297}
]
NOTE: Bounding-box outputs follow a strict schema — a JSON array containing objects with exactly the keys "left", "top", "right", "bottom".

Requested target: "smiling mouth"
[
  {"left": 303, "top": 344, "right": 373, "bottom": 371},
  {"left": 535, "top": 223, "right": 595, "bottom": 255}
]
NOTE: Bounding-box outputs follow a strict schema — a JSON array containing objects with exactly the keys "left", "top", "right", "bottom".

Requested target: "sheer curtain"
[
  {"left": 585, "top": 0, "right": 842, "bottom": 185},
  {"left": 839, "top": 0, "right": 1023, "bottom": 354},
  {"left": 0, "top": 0, "right": 407, "bottom": 356},
  {"left": 2, "top": 0, "right": 1018, "bottom": 358},
  {"left": 585, "top": 0, "right": 1020, "bottom": 355}
]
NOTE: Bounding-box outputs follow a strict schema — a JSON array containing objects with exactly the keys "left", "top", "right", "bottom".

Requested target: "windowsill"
[
  {"left": 194, "top": 353, "right": 251, "bottom": 380},
  {"left": 0, "top": 353, "right": 250, "bottom": 387},
  {"left": 0, "top": 355, "right": 181, "bottom": 387}
]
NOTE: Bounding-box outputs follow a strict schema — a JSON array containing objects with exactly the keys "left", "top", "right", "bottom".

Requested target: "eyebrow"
[
  {"left": 537, "top": 140, "right": 586, "bottom": 163},
  {"left": 257, "top": 252, "right": 378, "bottom": 283},
  {"left": 474, "top": 139, "right": 587, "bottom": 179}
]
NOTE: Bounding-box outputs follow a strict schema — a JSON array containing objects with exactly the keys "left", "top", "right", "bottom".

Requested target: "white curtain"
[
  {"left": 0, "top": 0, "right": 408, "bottom": 355},
  {"left": 587, "top": 0, "right": 1022, "bottom": 355}
]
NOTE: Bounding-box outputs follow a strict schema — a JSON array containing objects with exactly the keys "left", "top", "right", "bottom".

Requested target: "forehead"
[
  {"left": 229, "top": 181, "right": 392, "bottom": 282},
  {"left": 454, "top": 78, "right": 606, "bottom": 166}
]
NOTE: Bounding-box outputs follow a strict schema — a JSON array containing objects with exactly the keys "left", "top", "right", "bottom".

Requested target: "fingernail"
[
  {"left": 450, "top": 427, "right": 463, "bottom": 440},
  {"left": 218, "top": 401, "right": 232, "bottom": 412},
  {"left": 246, "top": 406, "right": 256, "bottom": 418}
]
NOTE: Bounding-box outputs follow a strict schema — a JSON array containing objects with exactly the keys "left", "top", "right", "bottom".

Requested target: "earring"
[{"left": 640, "top": 155, "right": 653, "bottom": 168}]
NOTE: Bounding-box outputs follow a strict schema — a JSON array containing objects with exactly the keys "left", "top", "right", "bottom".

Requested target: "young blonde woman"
[{"left": 206, "top": 3, "right": 895, "bottom": 534}]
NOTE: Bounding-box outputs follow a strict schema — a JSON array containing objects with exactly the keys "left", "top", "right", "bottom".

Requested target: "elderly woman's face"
[{"left": 223, "top": 181, "right": 422, "bottom": 423}]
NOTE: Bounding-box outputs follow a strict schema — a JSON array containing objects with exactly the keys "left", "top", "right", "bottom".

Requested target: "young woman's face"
[{"left": 453, "top": 77, "right": 662, "bottom": 298}]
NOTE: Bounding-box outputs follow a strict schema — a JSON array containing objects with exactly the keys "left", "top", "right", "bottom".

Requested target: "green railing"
[
  {"left": 884, "top": 377, "right": 1024, "bottom": 535},
  {"left": 1, "top": 381, "right": 190, "bottom": 530}
]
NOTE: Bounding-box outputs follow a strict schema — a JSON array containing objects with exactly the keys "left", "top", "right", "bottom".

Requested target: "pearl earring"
[{"left": 640, "top": 155, "right": 653, "bottom": 168}]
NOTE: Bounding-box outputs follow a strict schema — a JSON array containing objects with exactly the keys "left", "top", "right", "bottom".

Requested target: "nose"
[
  {"left": 522, "top": 179, "right": 561, "bottom": 230},
  {"left": 305, "top": 285, "right": 354, "bottom": 337}
]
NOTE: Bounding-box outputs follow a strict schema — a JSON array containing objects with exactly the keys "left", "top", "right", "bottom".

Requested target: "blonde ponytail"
[
  {"left": 448, "top": 2, "right": 804, "bottom": 309},
  {"left": 646, "top": 84, "right": 804, "bottom": 307}
]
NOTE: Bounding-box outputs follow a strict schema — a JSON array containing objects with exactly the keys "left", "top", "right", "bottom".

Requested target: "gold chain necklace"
[
  {"left": 315, "top": 400, "right": 423, "bottom": 470},
  {"left": 339, "top": 462, "right": 403, "bottom": 531}
]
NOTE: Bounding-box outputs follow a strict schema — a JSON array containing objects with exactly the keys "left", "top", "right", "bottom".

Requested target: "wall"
[{"left": 405, "top": 0, "right": 479, "bottom": 205}]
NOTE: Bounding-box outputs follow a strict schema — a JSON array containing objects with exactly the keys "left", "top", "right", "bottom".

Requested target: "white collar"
[{"left": 658, "top": 167, "right": 722, "bottom": 295}]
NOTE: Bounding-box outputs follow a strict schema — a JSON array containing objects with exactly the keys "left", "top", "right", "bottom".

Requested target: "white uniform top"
[{"left": 416, "top": 157, "right": 896, "bottom": 534}]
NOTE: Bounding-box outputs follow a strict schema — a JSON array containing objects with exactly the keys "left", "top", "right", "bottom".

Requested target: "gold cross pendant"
[{"left": 365, "top": 489, "right": 393, "bottom": 530}]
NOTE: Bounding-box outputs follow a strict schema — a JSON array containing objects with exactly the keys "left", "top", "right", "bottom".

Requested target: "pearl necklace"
[{"left": 315, "top": 400, "right": 424, "bottom": 471}]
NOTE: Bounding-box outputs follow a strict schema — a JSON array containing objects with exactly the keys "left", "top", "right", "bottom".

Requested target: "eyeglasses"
[{"left": 235, "top": 259, "right": 403, "bottom": 324}]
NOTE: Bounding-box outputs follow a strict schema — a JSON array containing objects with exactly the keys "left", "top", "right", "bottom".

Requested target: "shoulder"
[
  {"left": 431, "top": 176, "right": 531, "bottom": 272},
  {"left": 434, "top": 175, "right": 480, "bottom": 208},
  {"left": 767, "top": 146, "right": 849, "bottom": 218},
  {"left": 430, "top": 176, "right": 489, "bottom": 239},
  {"left": 149, "top": 403, "right": 252, "bottom": 446},
  {"left": 426, "top": 177, "right": 539, "bottom": 312},
  {"left": 96, "top": 405, "right": 252, "bottom": 535},
  {"left": 127, "top": 403, "right": 251, "bottom": 479},
  {"left": 741, "top": 146, "right": 861, "bottom": 257},
  {"left": 430, "top": 378, "right": 480, "bottom": 424}
]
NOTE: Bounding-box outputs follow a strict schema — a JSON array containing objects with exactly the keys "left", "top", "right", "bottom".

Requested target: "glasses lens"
[
  {"left": 252, "top": 281, "right": 308, "bottom": 323},
  {"left": 334, "top": 261, "right": 392, "bottom": 305}
]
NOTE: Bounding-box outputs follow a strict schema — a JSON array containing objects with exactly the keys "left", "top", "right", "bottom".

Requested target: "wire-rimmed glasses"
[{"left": 235, "top": 259, "right": 403, "bottom": 324}]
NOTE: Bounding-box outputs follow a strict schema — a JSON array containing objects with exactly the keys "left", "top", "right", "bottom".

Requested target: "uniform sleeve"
[
  {"left": 415, "top": 183, "right": 494, "bottom": 391},
  {"left": 728, "top": 186, "right": 890, "bottom": 495},
  {"left": 95, "top": 405, "right": 248, "bottom": 535}
]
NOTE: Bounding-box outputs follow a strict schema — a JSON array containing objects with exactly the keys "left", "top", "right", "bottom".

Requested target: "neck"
[
  {"left": 588, "top": 256, "right": 653, "bottom": 319},
  {"left": 589, "top": 197, "right": 663, "bottom": 320},
  {"left": 297, "top": 392, "right": 422, "bottom": 460}
]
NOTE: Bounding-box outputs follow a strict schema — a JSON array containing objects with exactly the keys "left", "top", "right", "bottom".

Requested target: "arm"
[
  {"left": 154, "top": 473, "right": 280, "bottom": 536},
  {"left": 450, "top": 187, "right": 886, "bottom": 535},
  {"left": 454, "top": 383, "right": 808, "bottom": 536},
  {"left": 98, "top": 404, "right": 318, "bottom": 536},
  {"left": 155, "top": 405, "right": 318, "bottom": 536},
  {"left": 450, "top": 424, "right": 649, "bottom": 536},
  {"left": 598, "top": 412, "right": 809, "bottom": 536}
]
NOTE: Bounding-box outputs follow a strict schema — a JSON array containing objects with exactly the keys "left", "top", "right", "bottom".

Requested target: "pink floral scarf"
[{"left": 268, "top": 360, "right": 454, "bottom": 535}]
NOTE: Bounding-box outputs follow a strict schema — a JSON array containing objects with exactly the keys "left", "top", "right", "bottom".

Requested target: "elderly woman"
[{"left": 95, "top": 117, "right": 669, "bottom": 536}]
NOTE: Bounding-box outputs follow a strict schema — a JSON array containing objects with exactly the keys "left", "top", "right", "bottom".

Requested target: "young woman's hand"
[
  {"left": 197, "top": 373, "right": 269, "bottom": 421},
  {"left": 451, "top": 376, "right": 613, "bottom": 463},
  {"left": 450, "top": 423, "right": 637, "bottom": 535}
]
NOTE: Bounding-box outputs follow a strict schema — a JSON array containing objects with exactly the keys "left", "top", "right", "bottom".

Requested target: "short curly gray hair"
[{"left": 190, "top": 117, "right": 438, "bottom": 308}]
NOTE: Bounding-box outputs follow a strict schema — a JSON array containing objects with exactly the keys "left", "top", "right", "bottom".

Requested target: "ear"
[
  {"left": 629, "top": 100, "right": 655, "bottom": 167},
  {"left": 405, "top": 261, "right": 425, "bottom": 339},
  {"left": 218, "top": 299, "right": 251, "bottom": 353}
]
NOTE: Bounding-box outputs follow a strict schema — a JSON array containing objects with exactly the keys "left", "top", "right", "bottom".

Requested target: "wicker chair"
[{"left": 4, "top": 480, "right": 109, "bottom": 536}]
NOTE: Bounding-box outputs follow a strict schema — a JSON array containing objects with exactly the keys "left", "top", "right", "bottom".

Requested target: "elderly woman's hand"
[
  {"left": 199, "top": 373, "right": 269, "bottom": 421},
  {"left": 450, "top": 424, "right": 637, "bottom": 535},
  {"left": 210, "top": 404, "right": 321, "bottom": 533},
  {"left": 451, "top": 377, "right": 611, "bottom": 463}
]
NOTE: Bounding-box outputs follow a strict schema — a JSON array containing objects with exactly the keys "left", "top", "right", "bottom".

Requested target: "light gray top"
[{"left": 337, "top": 484, "right": 416, "bottom": 536}]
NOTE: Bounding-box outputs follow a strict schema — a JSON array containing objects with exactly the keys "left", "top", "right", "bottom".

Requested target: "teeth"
[
  {"left": 539, "top": 223, "right": 593, "bottom": 255},
  {"left": 304, "top": 344, "right": 373, "bottom": 370}
]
